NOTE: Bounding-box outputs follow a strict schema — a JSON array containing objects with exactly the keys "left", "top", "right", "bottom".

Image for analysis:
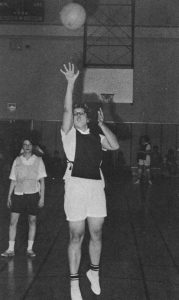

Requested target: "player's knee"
[
  {"left": 70, "top": 231, "right": 84, "bottom": 244},
  {"left": 90, "top": 228, "right": 102, "bottom": 242}
]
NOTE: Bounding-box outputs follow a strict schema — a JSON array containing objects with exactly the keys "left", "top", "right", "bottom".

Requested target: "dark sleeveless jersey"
[{"left": 71, "top": 129, "right": 102, "bottom": 180}]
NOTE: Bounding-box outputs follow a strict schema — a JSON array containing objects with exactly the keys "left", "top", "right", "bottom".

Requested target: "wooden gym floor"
[{"left": 0, "top": 174, "right": 179, "bottom": 300}]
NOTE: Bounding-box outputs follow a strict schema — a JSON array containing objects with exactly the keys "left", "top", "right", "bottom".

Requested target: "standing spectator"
[
  {"left": 1, "top": 137, "right": 47, "bottom": 257},
  {"left": 151, "top": 145, "right": 163, "bottom": 168},
  {"left": 166, "top": 148, "right": 177, "bottom": 175}
]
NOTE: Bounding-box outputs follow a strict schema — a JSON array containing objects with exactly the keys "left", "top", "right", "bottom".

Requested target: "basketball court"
[{"left": 0, "top": 174, "right": 179, "bottom": 300}]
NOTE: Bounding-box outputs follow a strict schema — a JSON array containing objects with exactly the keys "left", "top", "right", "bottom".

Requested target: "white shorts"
[{"left": 64, "top": 177, "right": 107, "bottom": 221}]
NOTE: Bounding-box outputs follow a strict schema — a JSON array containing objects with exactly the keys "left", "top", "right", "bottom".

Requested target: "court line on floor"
[
  {"left": 126, "top": 183, "right": 151, "bottom": 300},
  {"left": 150, "top": 209, "right": 179, "bottom": 275},
  {"left": 21, "top": 219, "right": 66, "bottom": 300}
]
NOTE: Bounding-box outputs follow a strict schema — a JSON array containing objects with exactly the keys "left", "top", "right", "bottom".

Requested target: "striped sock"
[
  {"left": 87, "top": 264, "right": 101, "bottom": 295},
  {"left": 70, "top": 273, "right": 79, "bottom": 282},
  {"left": 90, "top": 264, "right": 100, "bottom": 273},
  {"left": 70, "top": 274, "right": 83, "bottom": 300}
]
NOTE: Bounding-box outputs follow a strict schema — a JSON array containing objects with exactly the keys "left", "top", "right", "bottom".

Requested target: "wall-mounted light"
[{"left": 7, "top": 103, "right": 16, "bottom": 112}]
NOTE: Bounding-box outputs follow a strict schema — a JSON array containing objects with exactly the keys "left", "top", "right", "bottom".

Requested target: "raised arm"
[
  {"left": 98, "top": 108, "right": 119, "bottom": 151},
  {"left": 60, "top": 63, "right": 79, "bottom": 134}
]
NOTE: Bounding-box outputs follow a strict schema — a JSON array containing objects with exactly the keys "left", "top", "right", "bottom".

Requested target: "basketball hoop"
[{"left": 100, "top": 94, "right": 114, "bottom": 103}]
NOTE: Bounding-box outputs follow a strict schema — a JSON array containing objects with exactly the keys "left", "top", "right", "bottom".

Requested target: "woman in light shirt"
[{"left": 1, "top": 137, "right": 47, "bottom": 257}]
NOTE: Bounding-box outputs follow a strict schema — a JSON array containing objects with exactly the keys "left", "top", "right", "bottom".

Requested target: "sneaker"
[
  {"left": 86, "top": 270, "right": 101, "bottom": 295},
  {"left": 27, "top": 249, "right": 36, "bottom": 257},
  {"left": 1, "top": 250, "right": 15, "bottom": 257}
]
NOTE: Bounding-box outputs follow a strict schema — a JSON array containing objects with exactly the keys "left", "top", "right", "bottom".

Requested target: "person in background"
[
  {"left": 60, "top": 62, "right": 119, "bottom": 300},
  {"left": 151, "top": 145, "right": 163, "bottom": 169},
  {"left": 135, "top": 135, "right": 152, "bottom": 184},
  {"left": 1, "top": 137, "right": 47, "bottom": 258},
  {"left": 165, "top": 148, "right": 177, "bottom": 176}
]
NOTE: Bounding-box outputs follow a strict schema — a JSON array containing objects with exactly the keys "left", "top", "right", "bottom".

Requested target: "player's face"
[
  {"left": 73, "top": 108, "right": 88, "bottom": 129},
  {"left": 23, "top": 140, "right": 33, "bottom": 153}
]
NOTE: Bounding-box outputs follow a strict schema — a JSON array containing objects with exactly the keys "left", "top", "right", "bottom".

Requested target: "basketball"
[{"left": 60, "top": 3, "right": 86, "bottom": 30}]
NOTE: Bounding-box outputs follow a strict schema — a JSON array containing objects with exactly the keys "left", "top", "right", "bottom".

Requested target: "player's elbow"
[{"left": 112, "top": 142, "right": 120, "bottom": 151}]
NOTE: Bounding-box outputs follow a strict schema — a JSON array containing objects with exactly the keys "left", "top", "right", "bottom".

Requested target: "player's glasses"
[{"left": 73, "top": 112, "right": 86, "bottom": 117}]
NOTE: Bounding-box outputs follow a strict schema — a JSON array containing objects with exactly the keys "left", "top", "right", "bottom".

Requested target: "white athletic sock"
[
  {"left": 8, "top": 241, "right": 15, "bottom": 251},
  {"left": 70, "top": 274, "right": 83, "bottom": 300},
  {"left": 27, "top": 240, "right": 34, "bottom": 251}
]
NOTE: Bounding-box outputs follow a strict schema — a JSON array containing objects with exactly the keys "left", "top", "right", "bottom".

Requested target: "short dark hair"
[
  {"left": 73, "top": 102, "right": 89, "bottom": 111},
  {"left": 21, "top": 136, "right": 34, "bottom": 146},
  {"left": 139, "top": 135, "right": 150, "bottom": 145},
  {"left": 73, "top": 103, "right": 90, "bottom": 117}
]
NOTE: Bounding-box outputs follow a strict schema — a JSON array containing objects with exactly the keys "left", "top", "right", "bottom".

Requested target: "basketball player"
[
  {"left": 60, "top": 62, "right": 119, "bottom": 300},
  {"left": 135, "top": 135, "right": 152, "bottom": 184}
]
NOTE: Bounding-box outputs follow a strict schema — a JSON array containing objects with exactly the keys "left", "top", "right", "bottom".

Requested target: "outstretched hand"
[{"left": 60, "top": 62, "right": 79, "bottom": 84}]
